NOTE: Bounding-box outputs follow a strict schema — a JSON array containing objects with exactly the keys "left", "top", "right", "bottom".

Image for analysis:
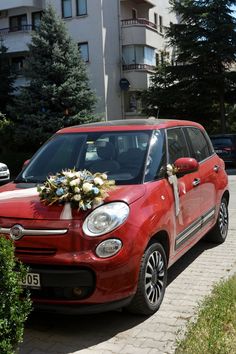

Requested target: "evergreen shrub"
[{"left": 0, "top": 237, "right": 32, "bottom": 354}]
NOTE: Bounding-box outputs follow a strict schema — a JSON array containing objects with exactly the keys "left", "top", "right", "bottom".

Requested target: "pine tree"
[
  {"left": 10, "top": 5, "right": 97, "bottom": 149},
  {"left": 142, "top": 0, "right": 236, "bottom": 132},
  {"left": 0, "top": 40, "right": 15, "bottom": 115}
]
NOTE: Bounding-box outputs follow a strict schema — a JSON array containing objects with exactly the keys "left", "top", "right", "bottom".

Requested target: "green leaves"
[
  {"left": 9, "top": 4, "right": 97, "bottom": 150},
  {"left": 0, "top": 237, "right": 32, "bottom": 354},
  {"left": 142, "top": 0, "right": 236, "bottom": 132}
]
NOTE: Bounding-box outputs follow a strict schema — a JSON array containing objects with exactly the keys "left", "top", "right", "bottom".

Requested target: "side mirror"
[
  {"left": 22, "top": 159, "right": 30, "bottom": 170},
  {"left": 174, "top": 157, "right": 199, "bottom": 175}
]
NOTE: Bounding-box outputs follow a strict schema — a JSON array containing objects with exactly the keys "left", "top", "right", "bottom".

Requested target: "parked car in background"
[
  {"left": 0, "top": 162, "right": 10, "bottom": 183},
  {"left": 210, "top": 134, "right": 236, "bottom": 167},
  {"left": 0, "top": 119, "right": 229, "bottom": 315}
]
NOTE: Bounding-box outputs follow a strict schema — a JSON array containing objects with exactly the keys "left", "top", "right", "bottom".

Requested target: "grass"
[{"left": 176, "top": 274, "right": 236, "bottom": 354}]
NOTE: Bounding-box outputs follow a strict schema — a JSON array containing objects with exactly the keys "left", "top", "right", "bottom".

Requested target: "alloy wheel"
[{"left": 145, "top": 250, "right": 165, "bottom": 305}]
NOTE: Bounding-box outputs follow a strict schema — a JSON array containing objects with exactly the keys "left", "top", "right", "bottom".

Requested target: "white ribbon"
[
  {"left": 0, "top": 188, "right": 38, "bottom": 200},
  {"left": 60, "top": 202, "right": 72, "bottom": 220},
  {"left": 0, "top": 188, "right": 72, "bottom": 220},
  {"left": 167, "top": 165, "right": 180, "bottom": 216}
]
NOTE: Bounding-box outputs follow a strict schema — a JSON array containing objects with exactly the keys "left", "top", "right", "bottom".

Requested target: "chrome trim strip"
[
  {"left": 175, "top": 207, "right": 215, "bottom": 249},
  {"left": 176, "top": 221, "right": 201, "bottom": 246},
  {"left": 202, "top": 209, "right": 215, "bottom": 224},
  {"left": 0, "top": 228, "right": 68, "bottom": 236}
]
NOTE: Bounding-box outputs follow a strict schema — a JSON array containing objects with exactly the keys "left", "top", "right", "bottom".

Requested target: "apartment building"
[{"left": 0, "top": 0, "right": 177, "bottom": 120}]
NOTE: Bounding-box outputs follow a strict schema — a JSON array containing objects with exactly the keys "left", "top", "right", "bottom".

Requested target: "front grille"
[
  {"left": 26, "top": 265, "right": 95, "bottom": 301},
  {"left": 31, "top": 286, "right": 93, "bottom": 300}
]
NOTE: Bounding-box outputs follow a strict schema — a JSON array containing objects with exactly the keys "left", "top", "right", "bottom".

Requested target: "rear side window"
[
  {"left": 167, "top": 128, "right": 189, "bottom": 164},
  {"left": 185, "top": 127, "right": 211, "bottom": 162}
]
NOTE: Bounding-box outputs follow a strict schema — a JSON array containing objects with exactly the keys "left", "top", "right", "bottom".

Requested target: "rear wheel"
[
  {"left": 126, "top": 242, "right": 167, "bottom": 315},
  {"left": 205, "top": 197, "right": 228, "bottom": 244}
]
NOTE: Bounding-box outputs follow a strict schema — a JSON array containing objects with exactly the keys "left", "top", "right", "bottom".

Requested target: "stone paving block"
[{"left": 120, "top": 344, "right": 151, "bottom": 354}]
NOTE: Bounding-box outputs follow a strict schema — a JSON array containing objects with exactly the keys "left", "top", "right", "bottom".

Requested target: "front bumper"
[
  {"left": 33, "top": 296, "right": 133, "bottom": 314},
  {"left": 0, "top": 172, "right": 10, "bottom": 182},
  {"left": 27, "top": 264, "right": 95, "bottom": 301}
]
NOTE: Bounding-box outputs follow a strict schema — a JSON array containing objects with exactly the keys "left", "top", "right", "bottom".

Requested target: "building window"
[
  {"left": 122, "top": 45, "right": 155, "bottom": 68},
  {"left": 62, "top": 0, "right": 72, "bottom": 18},
  {"left": 32, "top": 11, "right": 42, "bottom": 30},
  {"left": 132, "top": 8, "right": 137, "bottom": 19},
  {"left": 159, "top": 15, "right": 163, "bottom": 33},
  {"left": 11, "top": 56, "right": 26, "bottom": 74},
  {"left": 9, "top": 14, "right": 27, "bottom": 32},
  {"left": 154, "top": 13, "right": 158, "bottom": 27},
  {"left": 76, "top": 0, "right": 87, "bottom": 16},
  {"left": 78, "top": 42, "right": 89, "bottom": 62}
]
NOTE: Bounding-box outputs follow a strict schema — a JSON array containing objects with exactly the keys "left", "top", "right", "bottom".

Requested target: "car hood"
[{"left": 0, "top": 182, "right": 145, "bottom": 220}]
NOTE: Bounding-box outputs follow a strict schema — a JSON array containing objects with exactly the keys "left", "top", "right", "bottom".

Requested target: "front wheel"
[
  {"left": 126, "top": 242, "right": 167, "bottom": 315},
  {"left": 205, "top": 197, "right": 229, "bottom": 244}
]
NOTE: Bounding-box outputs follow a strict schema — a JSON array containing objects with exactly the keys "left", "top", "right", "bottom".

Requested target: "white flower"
[
  {"left": 70, "top": 178, "right": 80, "bottom": 186},
  {"left": 74, "top": 187, "right": 80, "bottom": 193},
  {"left": 73, "top": 194, "right": 81, "bottom": 201},
  {"left": 101, "top": 173, "right": 107, "bottom": 180},
  {"left": 63, "top": 171, "right": 75, "bottom": 178},
  {"left": 94, "top": 177, "right": 104, "bottom": 186},
  {"left": 82, "top": 182, "right": 93, "bottom": 193}
]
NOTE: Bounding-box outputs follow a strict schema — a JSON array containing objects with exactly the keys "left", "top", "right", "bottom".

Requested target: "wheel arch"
[
  {"left": 222, "top": 190, "right": 230, "bottom": 205},
  {"left": 148, "top": 230, "right": 170, "bottom": 263}
]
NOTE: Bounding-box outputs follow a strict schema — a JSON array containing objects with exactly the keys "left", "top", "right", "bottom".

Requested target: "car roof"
[
  {"left": 58, "top": 118, "right": 204, "bottom": 134},
  {"left": 210, "top": 134, "right": 236, "bottom": 138}
]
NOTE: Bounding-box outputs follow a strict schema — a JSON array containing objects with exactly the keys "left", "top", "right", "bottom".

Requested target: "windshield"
[{"left": 16, "top": 130, "right": 152, "bottom": 185}]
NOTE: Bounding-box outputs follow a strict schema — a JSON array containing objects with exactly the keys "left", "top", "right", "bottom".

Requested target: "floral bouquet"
[{"left": 37, "top": 169, "right": 115, "bottom": 212}]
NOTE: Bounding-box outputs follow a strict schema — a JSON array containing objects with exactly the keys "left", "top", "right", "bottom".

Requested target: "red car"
[{"left": 0, "top": 119, "right": 229, "bottom": 315}]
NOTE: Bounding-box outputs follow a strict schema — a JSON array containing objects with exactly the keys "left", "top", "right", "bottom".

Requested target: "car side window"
[
  {"left": 144, "top": 129, "right": 166, "bottom": 182},
  {"left": 185, "top": 127, "right": 211, "bottom": 162},
  {"left": 167, "top": 128, "right": 189, "bottom": 164}
]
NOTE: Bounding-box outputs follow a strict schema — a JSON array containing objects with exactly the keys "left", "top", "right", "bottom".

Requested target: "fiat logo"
[{"left": 9, "top": 224, "right": 24, "bottom": 241}]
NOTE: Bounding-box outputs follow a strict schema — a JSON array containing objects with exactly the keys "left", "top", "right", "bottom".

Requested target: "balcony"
[
  {"left": 123, "top": 63, "right": 155, "bottom": 72},
  {"left": 120, "top": 0, "right": 155, "bottom": 7},
  {"left": 121, "top": 18, "right": 164, "bottom": 48},
  {"left": 0, "top": 0, "right": 43, "bottom": 11},
  {"left": 0, "top": 25, "right": 33, "bottom": 52}
]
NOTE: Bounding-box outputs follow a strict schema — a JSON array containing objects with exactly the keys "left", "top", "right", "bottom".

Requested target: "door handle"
[
  {"left": 213, "top": 165, "right": 220, "bottom": 172},
  {"left": 192, "top": 178, "right": 201, "bottom": 187}
]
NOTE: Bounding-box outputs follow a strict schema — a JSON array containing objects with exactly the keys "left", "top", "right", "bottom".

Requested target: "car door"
[
  {"left": 166, "top": 127, "right": 203, "bottom": 253},
  {"left": 184, "top": 127, "right": 218, "bottom": 232}
]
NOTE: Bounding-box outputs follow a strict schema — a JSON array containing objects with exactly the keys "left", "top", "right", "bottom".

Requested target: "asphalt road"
[{"left": 19, "top": 169, "right": 236, "bottom": 354}]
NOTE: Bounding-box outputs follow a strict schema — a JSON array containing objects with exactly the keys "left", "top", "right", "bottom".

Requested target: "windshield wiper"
[{"left": 14, "top": 177, "right": 42, "bottom": 184}]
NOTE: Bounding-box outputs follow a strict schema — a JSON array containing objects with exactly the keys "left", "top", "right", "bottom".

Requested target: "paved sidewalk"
[{"left": 19, "top": 175, "right": 236, "bottom": 354}]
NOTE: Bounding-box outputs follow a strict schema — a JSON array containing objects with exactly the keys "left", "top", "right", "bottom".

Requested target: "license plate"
[{"left": 21, "top": 272, "right": 41, "bottom": 289}]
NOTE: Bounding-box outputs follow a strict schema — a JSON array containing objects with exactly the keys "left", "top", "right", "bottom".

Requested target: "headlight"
[
  {"left": 82, "top": 202, "right": 129, "bottom": 237},
  {"left": 0, "top": 165, "right": 8, "bottom": 172},
  {"left": 96, "top": 239, "right": 122, "bottom": 258}
]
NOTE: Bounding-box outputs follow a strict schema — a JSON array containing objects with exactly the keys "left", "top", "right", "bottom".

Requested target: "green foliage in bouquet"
[{"left": 38, "top": 169, "right": 115, "bottom": 211}]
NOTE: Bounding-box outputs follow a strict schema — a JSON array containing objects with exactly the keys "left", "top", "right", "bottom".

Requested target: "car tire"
[
  {"left": 205, "top": 197, "right": 229, "bottom": 244},
  {"left": 126, "top": 242, "right": 167, "bottom": 316}
]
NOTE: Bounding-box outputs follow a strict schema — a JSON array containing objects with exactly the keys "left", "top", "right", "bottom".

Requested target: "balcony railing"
[
  {"left": 121, "top": 18, "right": 164, "bottom": 34},
  {"left": 122, "top": 18, "right": 157, "bottom": 29},
  {"left": 0, "top": 24, "right": 34, "bottom": 35},
  {"left": 123, "top": 63, "right": 156, "bottom": 71}
]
